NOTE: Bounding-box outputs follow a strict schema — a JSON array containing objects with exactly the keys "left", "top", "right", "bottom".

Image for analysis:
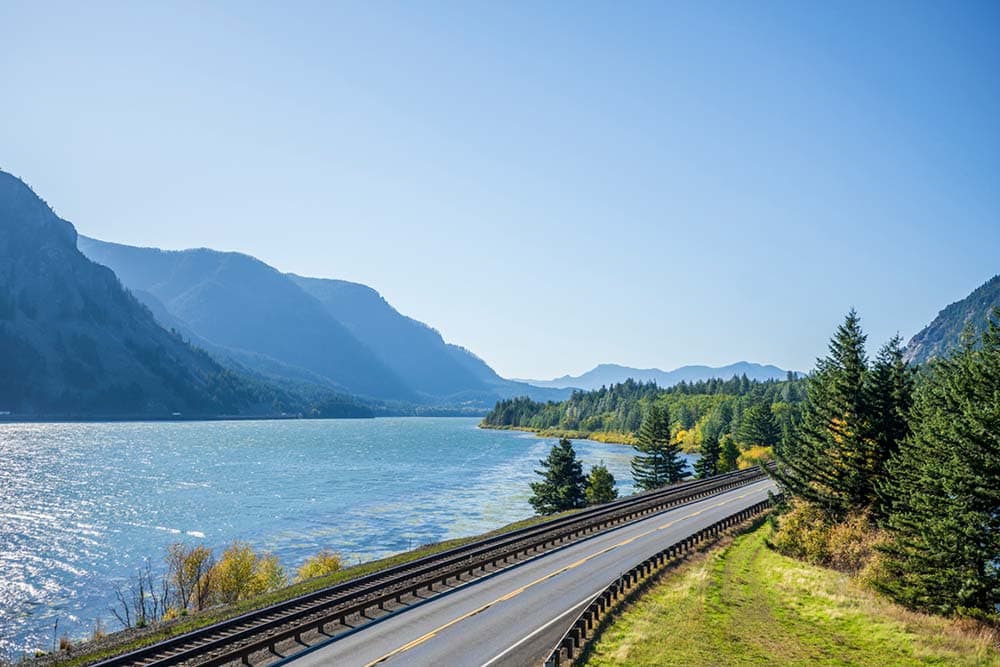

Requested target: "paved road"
[{"left": 281, "top": 479, "right": 776, "bottom": 667}]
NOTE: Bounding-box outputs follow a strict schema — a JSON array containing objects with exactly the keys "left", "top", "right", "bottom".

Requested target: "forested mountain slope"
[{"left": 905, "top": 274, "right": 1000, "bottom": 364}]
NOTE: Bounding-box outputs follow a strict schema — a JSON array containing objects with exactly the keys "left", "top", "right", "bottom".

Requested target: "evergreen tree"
[
  {"left": 632, "top": 405, "right": 686, "bottom": 490},
  {"left": 718, "top": 434, "right": 740, "bottom": 473},
  {"left": 529, "top": 438, "right": 587, "bottom": 515},
  {"left": 866, "top": 334, "right": 915, "bottom": 517},
  {"left": 694, "top": 430, "right": 721, "bottom": 478},
  {"left": 585, "top": 462, "right": 618, "bottom": 505},
  {"left": 737, "top": 403, "right": 780, "bottom": 447},
  {"left": 879, "top": 313, "right": 1000, "bottom": 616},
  {"left": 773, "top": 310, "right": 875, "bottom": 519}
]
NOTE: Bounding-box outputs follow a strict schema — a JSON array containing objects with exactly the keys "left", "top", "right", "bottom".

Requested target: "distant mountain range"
[
  {"left": 518, "top": 361, "right": 797, "bottom": 391},
  {"left": 77, "top": 239, "right": 567, "bottom": 408},
  {"left": 905, "top": 274, "right": 1000, "bottom": 365}
]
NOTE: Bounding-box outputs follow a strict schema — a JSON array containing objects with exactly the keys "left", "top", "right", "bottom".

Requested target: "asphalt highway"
[{"left": 281, "top": 478, "right": 776, "bottom": 667}]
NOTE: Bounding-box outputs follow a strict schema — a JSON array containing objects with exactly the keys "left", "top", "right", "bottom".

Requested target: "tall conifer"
[
  {"left": 879, "top": 312, "right": 1000, "bottom": 616},
  {"left": 773, "top": 309, "right": 874, "bottom": 518},
  {"left": 694, "top": 430, "right": 721, "bottom": 479},
  {"left": 866, "top": 334, "right": 914, "bottom": 517},
  {"left": 632, "top": 404, "right": 686, "bottom": 490},
  {"left": 529, "top": 438, "right": 587, "bottom": 515}
]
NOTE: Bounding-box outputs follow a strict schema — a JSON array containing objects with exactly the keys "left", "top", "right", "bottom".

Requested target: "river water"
[{"left": 0, "top": 417, "right": 695, "bottom": 656}]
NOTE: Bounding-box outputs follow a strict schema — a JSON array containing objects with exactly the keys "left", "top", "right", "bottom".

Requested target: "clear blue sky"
[{"left": 2, "top": 1, "right": 998, "bottom": 379}]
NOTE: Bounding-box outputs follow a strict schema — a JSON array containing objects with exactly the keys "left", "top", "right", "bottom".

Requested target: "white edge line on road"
[{"left": 478, "top": 592, "right": 599, "bottom": 667}]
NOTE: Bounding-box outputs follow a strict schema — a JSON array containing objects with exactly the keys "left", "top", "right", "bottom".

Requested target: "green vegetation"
[
  {"left": 773, "top": 308, "right": 1000, "bottom": 620},
  {"left": 483, "top": 374, "right": 806, "bottom": 476},
  {"left": 529, "top": 438, "right": 588, "bottom": 514},
  {"left": 880, "top": 315, "right": 1000, "bottom": 617},
  {"left": 584, "top": 522, "right": 999, "bottom": 666},
  {"left": 773, "top": 310, "right": 912, "bottom": 519},
  {"left": 585, "top": 462, "right": 618, "bottom": 505},
  {"left": 529, "top": 439, "right": 621, "bottom": 514},
  {"left": 630, "top": 405, "right": 685, "bottom": 490}
]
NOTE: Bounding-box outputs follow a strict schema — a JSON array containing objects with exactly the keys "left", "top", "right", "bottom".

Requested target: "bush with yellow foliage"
[
  {"left": 296, "top": 548, "right": 343, "bottom": 582},
  {"left": 210, "top": 541, "right": 288, "bottom": 605},
  {"left": 736, "top": 444, "right": 773, "bottom": 469}
]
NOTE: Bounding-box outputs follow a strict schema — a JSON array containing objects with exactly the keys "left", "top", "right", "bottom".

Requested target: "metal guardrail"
[
  {"left": 542, "top": 495, "right": 779, "bottom": 667},
  {"left": 91, "top": 468, "right": 771, "bottom": 667}
]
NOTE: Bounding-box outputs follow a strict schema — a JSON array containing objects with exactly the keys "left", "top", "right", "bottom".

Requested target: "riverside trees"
[{"left": 529, "top": 438, "right": 619, "bottom": 514}]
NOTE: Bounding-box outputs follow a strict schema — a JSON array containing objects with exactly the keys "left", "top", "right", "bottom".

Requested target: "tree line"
[
  {"left": 529, "top": 403, "right": 693, "bottom": 514},
  {"left": 772, "top": 308, "right": 999, "bottom": 618},
  {"left": 488, "top": 371, "right": 807, "bottom": 487}
]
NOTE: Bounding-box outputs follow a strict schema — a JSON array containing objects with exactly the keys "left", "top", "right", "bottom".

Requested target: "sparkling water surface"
[{"left": 0, "top": 418, "right": 693, "bottom": 656}]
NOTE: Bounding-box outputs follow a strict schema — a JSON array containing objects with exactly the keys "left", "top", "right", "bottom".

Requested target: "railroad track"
[{"left": 94, "top": 467, "right": 772, "bottom": 667}]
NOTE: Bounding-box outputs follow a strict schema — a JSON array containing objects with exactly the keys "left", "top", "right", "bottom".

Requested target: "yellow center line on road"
[{"left": 363, "top": 485, "right": 764, "bottom": 666}]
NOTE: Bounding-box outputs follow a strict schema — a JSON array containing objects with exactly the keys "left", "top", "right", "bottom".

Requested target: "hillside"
[
  {"left": 288, "top": 275, "right": 490, "bottom": 399},
  {"left": 0, "top": 171, "right": 302, "bottom": 417},
  {"left": 78, "top": 237, "right": 414, "bottom": 401},
  {"left": 905, "top": 274, "right": 1000, "bottom": 364},
  {"left": 80, "top": 237, "right": 569, "bottom": 407},
  {"left": 520, "top": 361, "right": 795, "bottom": 391}
]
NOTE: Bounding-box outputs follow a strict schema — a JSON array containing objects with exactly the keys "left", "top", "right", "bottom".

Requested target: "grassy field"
[{"left": 584, "top": 520, "right": 999, "bottom": 666}]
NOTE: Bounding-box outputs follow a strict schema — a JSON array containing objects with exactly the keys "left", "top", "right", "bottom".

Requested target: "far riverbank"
[{"left": 478, "top": 422, "right": 639, "bottom": 445}]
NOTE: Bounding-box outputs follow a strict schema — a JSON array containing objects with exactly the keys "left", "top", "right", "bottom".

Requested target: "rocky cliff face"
[{"left": 905, "top": 274, "right": 1000, "bottom": 365}]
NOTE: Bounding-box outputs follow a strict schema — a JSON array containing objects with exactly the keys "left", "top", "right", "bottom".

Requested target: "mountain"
[
  {"left": 0, "top": 170, "right": 310, "bottom": 417},
  {"left": 288, "top": 275, "right": 489, "bottom": 399},
  {"left": 78, "top": 237, "right": 414, "bottom": 401},
  {"left": 904, "top": 274, "right": 1000, "bottom": 365},
  {"left": 80, "top": 238, "right": 570, "bottom": 407},
  {"left": 519, "top": 361, "right": 796, "bottom": 391}
]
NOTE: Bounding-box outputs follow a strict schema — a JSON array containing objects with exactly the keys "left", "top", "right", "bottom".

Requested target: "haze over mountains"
[
  {"left": 0, "top": 171, "right": 325, "bottom": 416},
  {"left": 5, "top": 167, "right": 994, "bottom": 418},
  {"left": 77, "top": 237, "right": 566, "bottom": 408},
  {"left": 519, "top": 362, "right": 797, "bottom": 391}
]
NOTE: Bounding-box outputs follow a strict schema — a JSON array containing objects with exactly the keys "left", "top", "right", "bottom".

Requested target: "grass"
[
  {"left": 585, "top": 520, "right": 999, "bottom": 666},
  {"left": 43, "top": 511, "right": 573, "bottom": 667}
]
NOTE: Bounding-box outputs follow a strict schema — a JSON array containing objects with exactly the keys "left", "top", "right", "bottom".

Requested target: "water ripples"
[{"left": 0, "top": 418, "right": 681, "bottom": 658}]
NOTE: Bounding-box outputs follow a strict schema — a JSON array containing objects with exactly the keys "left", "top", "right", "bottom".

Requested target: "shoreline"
[{"left": 478, "top": 422, "right": 639, "bottom": 446}]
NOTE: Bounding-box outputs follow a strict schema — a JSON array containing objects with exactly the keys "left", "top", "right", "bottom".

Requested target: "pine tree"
[
  {"left": 737, "top": 403, "right": 780, "bottom": 447},
  {"left": 879, "top": 312, "right": 1000, "bottom": 616},
  {"left": 866, "top": 334, "right": 914, "bottom": 517},
  {"left": 585, "top": 462, "right": 618, "bottom": 505},
  {"left": 694, "top": 430, "right": 721, "bottom": 478},
  {"left": 631, "top": 405, "right": 686, "bottom": 490},
  {"left": 773, "top": 309, "right": 875, "bottom": 519},
  {"left": 529, "top": 438, "right": 587, "bottom": 515},
  {"left": 718, "top": 434, "right": 739, "bottom": 473}
]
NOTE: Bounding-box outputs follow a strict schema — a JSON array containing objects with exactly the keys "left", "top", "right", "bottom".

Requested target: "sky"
[{"left": 2, "top": 1, "right": 998, "bottom": 380}]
